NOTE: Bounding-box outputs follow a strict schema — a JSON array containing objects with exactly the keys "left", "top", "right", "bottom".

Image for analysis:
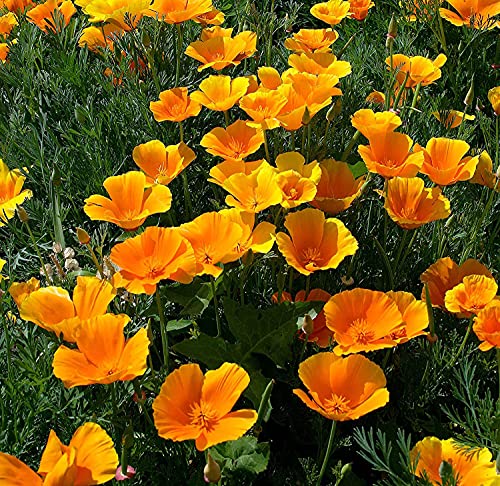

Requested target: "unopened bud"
[
  {"left": 204, "top": 453, "right": 221, "bottom": 484},
  {"left": 302, "top": 314, "right": 314, "bottom": 335},
  {"left": 16, "top": 205, "right": 29, "bottom": 223},
  {"left": 326, "top": 98, "right": 342, "bottom": 122},
  {"left": 464, "top": 78, "right": 474, "bottom": 107},
  {"left": 301, "top": 106, "right": 311, "bottom": 126},
  {"left": 386, "top": 15, "right": 397, "bottom": 49},
  {"left": 52, "top": 242, "right": 62, "bottom": 254},
  {"left": 76, "top": 227, "right": 91, "bottom": 245},
  {"left": 142, "top": 32, "right": 151, "bottom": 48},
  {"left": 115, "top": 465, "right": 136, "bottom": 481}
]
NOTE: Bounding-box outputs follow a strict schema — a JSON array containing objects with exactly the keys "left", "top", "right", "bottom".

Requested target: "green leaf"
[
  {"left": 348, "top": 160, "right": 367, "bottom": 178},
  {"left": 166, "top": 319, "right": 192, "bottom": 332},
  {"left": 211, "top": 436, "right": 270, "bottom": 481},
  {"left": 173, "top": 333, "right": 235, "bottom": 369}
]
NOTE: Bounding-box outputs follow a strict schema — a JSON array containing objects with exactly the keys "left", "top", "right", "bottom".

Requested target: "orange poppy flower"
[
  {"left": 190, "top": 75, "right": 249, "bottom": 112},
  {"left": 8, "top": 277, "right": 40, "bottom": 308},
  {"left": 276, "top": 207, "right": 358, "bottom": 276},
  {"left": 274, "top": 84, "right": 308, "bottom": 131},
  {"left": 273, "top": 289, "right": 334, "bottom": 347},
  {"left": 293, "top": 352, "right": 389, "bottom": 420},
  {"left": 219, "top": 161, "right": 284, "bottom": 213},
  {"left": 208, "top": 159, "right": 265, "bottom": 186},
  {"left": 19, "top": 276, "right": 116, "bottom": 342},
  {"left": 153, "top": 362, "right": 258, "bottom": 451},
  {"left": 358, "top": 132, "right": 424, "bottom": 178},
  {"left": 193, "top": 7, "right": 224, "bottom": 26},
  {"left": 78, "top": 24, "right": 122, "bottom": 51},
  {"left": 420, "top": 257, "right": 493, "bottom": 308},
  {"left": 284, "top": 28, "right": 339, "bottom": 53},
  {"left": 257, "top": 66, "right": 282, "bottom": 90},
  {"left": 310, "top": 0, "right": 352, "bottom": 25},
  {"left": 82, "top": 0, "right": 150, "bottom": 30},
  {"left": 132, "top": 140, "right": 195, "bottom": 185},
  {"left": 473, "top": 301, "right": 500, "bottom": 351},
  {"left": 348, "top": 0, "right": 374, "bottom": 20},
  {"left": 385, "top": 291, "right": 429, "bottom": 344},
  {"left": 239, "top": 88, "right": 289, "bottom": 130},
  {"left": 218, "top": 208, "right": 276, "bottom": 262},
  {"left": 0, "top": 42, "right": 11, "bottom": 63},
  {"left": 324, "top": 288, "right": 403, "bottom": 355},
  {"left": 110, "top": 226, "right": 197, "bottom": 294},
  {"left": 27, "top": 0, "right": 76, "bottom": 32},
  {"left": 288, "top": 52, "right": 352, "bottom": 78},
  {"left": 276, "top": 151, "right": 322, "bottom": 181},
  {"left": 380, "top": 176, "right": 451, "bottom": 229},
  {"left": 285, "top": 71, "right": 341, "bottom": 110},
  {"left": 432, "top": 109, "right": 475, "bottom": 129},
  {"left": 444, "top": 275, "right": 498, "bottom": 317},
  {"left": 200, "top": 120, "right": 264, "bottom": 161},
  {"left": 0, "top": 0, "right": 33, "bottom": 12},
  {"left": 0, "top": 159, "right": 32, "bottom": 227},
  {"left": 150, "top": 87, "right": 202, "bottom": 123},
  {"left": 387, "top": 53, "right": 447, "bottom": 89},
  {"left": 440, "top": 0, "right": 500, "bottom": 29},
  {"left": 488, "top": 86, "right": 500, "bottom": 115},
  {"left": 84, "top": 171, "right": 172, "bottom": 230},
  {"left": 149, "top": 0, "right": 212, "bottom": 23},
  {"left": 410, "top": 437, "right": 499, "bottom": 485},
  {"left": 0, "top": 12, "right": 17, "bottom": 38},
  {"left": 415, "top": 137, "right": 479, "bottom": 186},
  {"left": 351, "top": 108, "right": 402, "bottom": 140},
  {"left": 0, "top": 423, "right": 118, "bottom": 485},
  {"left": 311, "top": 159, "right": 365, "bottom": 215},
  {"left": 365, "top": 84, "right": 407, "bottom": 109},
  {"left": 53, "top": 314, "right": 149, "bottom": 387},
  {"left": 185, "top": 29, "right": 257, "bottom": 71},
  {"left": 180, "top": 211, "right": 245, "bottom": 277},
  {"left": 469, "top": 150, "right": 499, "bottom": 190}
]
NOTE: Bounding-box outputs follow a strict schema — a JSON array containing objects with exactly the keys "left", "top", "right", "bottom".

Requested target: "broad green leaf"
[
  {"left": 166, "top": 319, "right": 192, "bottom": 332},
  {"left": 348, "top": 160, "right": 367, "bottom": 178}
]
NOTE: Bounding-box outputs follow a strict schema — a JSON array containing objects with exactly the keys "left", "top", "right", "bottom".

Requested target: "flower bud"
[
  {"left": 204, "top": 453, "right": 221, "bottom": 484},
  {"left": 115, "top": 465, "right": 136, "bottom": 481},
  {"left": 241, "top": 249, "right": 254, "bottom": 267},
  {"left": 76, "top": 227, "right": 91, "bottom": 245},
  {"left": 142, "top": 32, "right": 151, "bottom": 48},
  {"left": 16, "top": 205, "right": 29, "bottom": 223},
  {"left": 301, "top": 106, "right": 311, "bottom": 126},
  {"left": 301, "top": 314, "right": 314, "bottom": 336},
  {"left": 464, "top": 78, "right": 474, "bottom": 107},
  {"left": 386, "top": 14, "right": 397, "bottom": 49},
  {"left": 326, "top": 98, "right": 342, "bottom": 122}
]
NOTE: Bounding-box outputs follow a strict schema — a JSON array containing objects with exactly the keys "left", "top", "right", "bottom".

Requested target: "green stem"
[
  {"left": 495, "top": 116, "right": 499, "bottom": 171},
  {"left": 288, "top": 267, "right": 294, "bottom": 294},
  {"left": 305, "top": 275, "right": 311, "bottom": 299},
  {"left": 25, "top": 221, "right": 50, "bottom": 282},
  {"left": 393, "top": 229, "right": 410, "bottom": 272},
  {"left": 316, "top": 420, "right": 337, "bottom": 486},
  {"left": 424, "top": 284, "right": 436, "bottom": 338},
  {"left": 263, "top": 129, "right": 271, "bottom": 162},
  {"left": 156, "top": 289, "right": 169, "bottom": 372},
  {"left": 179, "top": 121, "right": 184, "bottom": 143},
  {"left": 86, "top": 242, "right": 104, "bottom": 278},
  {"left": 410, "top": 83, "right": 422, "bottom": 111},
  {"left": 210, "top": 276, "right": 222, "bottom": 338},
  {"left": 224, "top": 110, "right": 230, "bottom": 127},
  {"left": 322, "top": 120, "right": 331, "bottom": 150},
  {"left": 306, "top": 123, "right": 312, "bottom": 163},
  {"left": 181, "top": 171, "right": 193, "bottom": 221},
  {"left": 301, "top": 125, "right": 307, "bottom": 154},
  {"left": 436, "top": 13, "right": 448, "bottom": 54},
  {"left": 373, "top": 237, "right": 395, "bottom": 290},
  {"left": 447, "top": 317, "right": 473, "bottom": 368},
  {"left": 175, "top": 23, "right": 183, "bottom": 87},
  {"left": 2, "top": 309, "right": 11, "bottom": 379},
  {"left": 340, "top": 130, "right": 360, "bottom": 161},
  {"left": 256, "top": 379, "right": 275, "bottom": 426},
  {"left": 397, "top": 228, "right": 419, "bottom": 272}
]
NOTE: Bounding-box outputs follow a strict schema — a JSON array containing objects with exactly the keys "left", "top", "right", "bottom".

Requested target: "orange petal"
[{"left": 0, "top": 453, "right": 43, "bottom": 485}]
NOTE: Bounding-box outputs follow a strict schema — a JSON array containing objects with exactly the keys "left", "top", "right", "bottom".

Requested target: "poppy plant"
[
  {"left": 200, "top": 120, "right": 264, "bottom": 161},
  {"left": 0, "top": 12, "right": 17, "bottom": 38},
  {"left": 149, "top": 0, "right": 212, "bottom": 23},
  {"left": 8, "top": 277, "right": 40, "bottom": 308},
  {"left": 324, "top": 288, "right": 403, "bottom": 355},
  {"left": 179, "top": 211, "right": 244, "bottom": 277},
  {"left": 208, "top": 159, "right": 265, "bottom": 186},
  {"left": 78, "top": 24, "right": 122, "bottom": 51},
  {"left": 83, "top": 171, "right": 172, "bottom": 230},
  {"left": 19, "top": 276, "right": 116, "bottom": 342},
  {"left": 194, "top": 7, "right": 224, "bottom": 26},
  {"left": 257, "top": 66, "right": 283, "bottom": 90},
  {"left": 149, "top": 87, "right": 202, "bottom": 123},
  {"left": 0, "top": 0, "right": 33, "bottom": 12},
  {"left": 27, "top": 0, "right": 76, "bottom": 32},
  {"left": 190, "top": 75, "right": 250, "bottom": 112},
  {"left": 444, "top": 275, "right": 498, "bottom": 317},
  {"left": 379, "top": 177, "right": 451, "bottom": 230},
  {"left": 152, "top": 362, "right": 258, "bottom": 451},
  {"left": 293, "top": 352, "right": 389, "bottom": 420},
  {"left": 288, "top": 52, "right": 352, "bottom": 78},
  {"left": 358, "top": 131, "right": 424, "bottom": 178},
  {"left": 473, "top": 301, "right": 500, "bottom": 351},
  {"left": 386, "top": 53, "right": 447, "bottom": 89},
  {"left": 110, "top": 226, "right": 197, "bottom": 294},
  {"left": 470, "top": 151, "right": 499, "bottom": 190},
  {"left": 432, "top": 109, "right": 475, "bottom": 129},
  {"left": 239, "top": 88, "right": 289, "bottom": 130},
  {"left": 440, "top": 0, "right": 500, "bottom": 29},
  {"left": 284, "top": 28, "right": 339, "bottom": 53},
  {"left": 415, "top": 137, "right": 479, "bottom": 186},
  {"left": 488, "top": 86, "right": 500, "bottom": 115},
  {"left": 0, "top": 422, "right": 118, "bottom": 485},
  {"left": 0, "top": 159, "right": 32, "bottom": 226},
  {"left": 82, "top": 0, "right": 151, "bottom": 30},
  {"left": 348, "top": 0, "right": 374, "bottom": 20},
  {"left": 53, "top": 313, "right": 150, "bottom": 387},
  {"left": 132, "top": 140, "right": 196, "bottom": 185},
  {"left": 310, "top": 0, "right": 352, "bottom": 25},
  {"left": 276, "top": 208, "right": 358, "bottom": 276},
  {"left": 420, "top": 257, "right": 493, "bottom": 308},
  {"left": 311, "top": 159, "right": 365, "bottom": 215},
  {"left": 410, "top": 437, "right": 499, "bottom": 485},
  {"left": 351, "top": 108, "right": 402, "bottom": 140}
]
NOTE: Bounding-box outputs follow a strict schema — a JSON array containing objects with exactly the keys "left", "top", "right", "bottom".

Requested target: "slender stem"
[
  {"left": 175, "top": 23, "right": 183, "bottom": 87},
  {"left": 393, "top": 229, "right": 410, "bottom": 272},
  {"left": 305, "top": 275, "right": 311, "bottom": 299},
  {"left": 86, "top": 242, "right": 104, "bottom": 278},
  {"left": 263, "top": 129, "right": 271, "bottom": 162},
  {"left": 301, "top": 125, "right": 307, "bottom": 153},
  {"left": 290, "top": 131, "right": 295, "bottom": 151},
  {"left": 340, "top": 130, "right": 360, "bottom": 161},
  {"left": 156, "top": 289, "right": 169, "bottom": 371},
  {"left": 256, "top": 379, "right": 275, "bottom": 426},
  {"left": 316, "top": 420, "right": 337, "bottom": 485},
  {"left": 179, "top": 121, "right": 184, "bottom": 143},
  {"left": 457, "top": 104, "right": 469, "bottom": 139},
  {"left": 306, "top": 123, "right": 312, "bottom": 163},
  {"left": 2, "top": 309, "right": 11, "bottom": 379},
  {"left": 24, "top": 221, "right": 50, "bottom": 281},
  {"left": 210, "top": 276, "right": 222, "bottom": 338},
  {"left": 495, "top": 116, "right": 499, "bottom": 171},
  {"left": 322, "top": 120, "right": 330, "bottom": 150},
  {"left": 424, "top": 284, "right": 436, "bottom": 338},
  {"left": 373, "top": 237, "right": 395, "bottom": 290},
  {"left": 447, "top": 317, "right": 473, "bottom": 368},
  {"left": 410, "top": 83, "right": 422, "bottom": 111},
  {"left": 181, "top": 171, "right": 193, "bottom": 221},
  {"left": 288, "top": 267, "right": 294, "bottom": 293},
  {"left": 397, "top": 228, "right": 419, "bottom": 271},
  {"left": 436, "top": 14, "right": 448, "bottom": 54},
  {"left": 224, "top": 110, "right": 230, "bottom": 127}
]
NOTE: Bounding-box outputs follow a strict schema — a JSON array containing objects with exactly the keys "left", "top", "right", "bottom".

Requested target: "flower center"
[
  {"left": 348, "top": 318, "right": 375, "bottom": 344},
  {"left": 323, "top": 394, "right": 350, "bottom": 416},
  {"left": 302, "top": 247, "right": 322, "bottom": 269},
  {"left": 189, "top": 401, "right": 218, "bottom": 431}
]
